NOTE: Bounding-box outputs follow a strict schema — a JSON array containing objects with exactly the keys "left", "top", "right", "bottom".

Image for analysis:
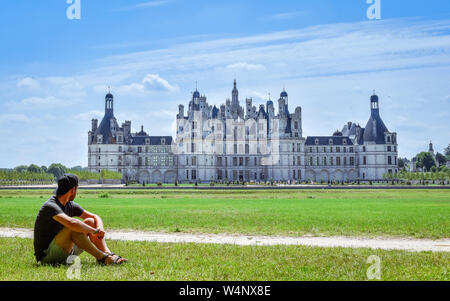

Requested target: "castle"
[{"left": 88, "top": 81, "right": 399, "bottom": 183}]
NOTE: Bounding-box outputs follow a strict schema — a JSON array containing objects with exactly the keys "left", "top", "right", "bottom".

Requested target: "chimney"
[{"left": 92, "top": 119, "right": 98, "bottom": 132}]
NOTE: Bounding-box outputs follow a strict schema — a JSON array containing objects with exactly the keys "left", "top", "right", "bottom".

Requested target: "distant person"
[{"left": 33, "top": 173, "right": 127, "bottom": 265}]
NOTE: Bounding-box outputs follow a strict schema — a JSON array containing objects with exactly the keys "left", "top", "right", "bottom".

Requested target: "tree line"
[{"left": 0, "top": 163, "right": 122, "bottom": 185}]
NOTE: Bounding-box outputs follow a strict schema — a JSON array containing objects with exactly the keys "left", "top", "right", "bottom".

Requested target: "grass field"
[
  {"left": 0, "top": 189, "right": 448, "bottom": 238},
  {"left": 0, "top": 237, "right": 448, "bottom": 281},
  {"left": 0, "top": 188, "right": 449, "bottom": 281}
]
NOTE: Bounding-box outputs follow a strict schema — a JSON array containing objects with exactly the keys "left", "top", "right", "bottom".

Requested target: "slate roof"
[
  {"left": 363, "top": 110, "right": 389, "bottom": 144},
  {"left": 94, "top": 111, "right": 115, "bottom": 144},
  {"left": 305, "top": 136, "right": 354, "bottom": 146},
  {"left": 130, "top": 136, "right": 173, "bottom": 146}
]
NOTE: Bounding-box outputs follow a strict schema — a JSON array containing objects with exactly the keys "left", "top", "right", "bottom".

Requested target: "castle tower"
[
  {"left": 105, "top": 92, "right": 114, "bottom": 116},
  {"left": 232, "top": 79, "right": 239, "bottom": 105}
]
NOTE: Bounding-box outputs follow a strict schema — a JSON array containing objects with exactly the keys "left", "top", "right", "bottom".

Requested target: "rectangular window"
[
  {"left": 336, "top": 157, "right": 341, "bottom": 166},
  {"left": 363, "top": 156, "right": 367, "bottom": 165},
  {"left": 388, "top": 156, "right": 392, "bottom": 165}
]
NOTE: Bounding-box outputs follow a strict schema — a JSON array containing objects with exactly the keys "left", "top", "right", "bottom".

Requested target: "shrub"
[{"left": 98, "top": 193, "right": 109, "bottom": 198}]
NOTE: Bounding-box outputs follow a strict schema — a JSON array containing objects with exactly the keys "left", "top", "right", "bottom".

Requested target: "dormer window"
[
  {"left": 315, "top": 139, "right": 319, "bottom": 145},
  {"left": 97, "top": 135, "right": 103, "bottom": 144},
  {"left": 343, "top": 139, "right": 347, "bottom": 145},
  {"left": 161, "top": 138, "right": 166, "bottom": 145},
  {"left": 329, "top": 139, "right": 333, "bottom": 145},
  {"left": 145, "top": 138, "right": 150, "bottom": 145}
]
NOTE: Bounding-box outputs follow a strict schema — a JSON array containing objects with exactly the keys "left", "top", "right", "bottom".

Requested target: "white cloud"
[
  {"left": 249, "top": 90, "right": 270, "bottom": 101},
  {"left": 20, "top": 96, "right": 67, "bottom": 107},
  {"left": 119, "top": 0, "right": 174, "bottom": 11},
  {"left": 142, "top": 74, "right": 177, "bottom": 91},
  {"left": 117, "top": 74, "right": 178, "bottom": 95},
  {"left": 17, "top": 77, "right": 40, "bottom": 90},
  {"left": 0, "top": 114, "right": 30, "bottom": 124},
  {"left": 271, "top": 11, "right": 307, "bottom": 20},
  {"left": 74, "top": 110, "right": 104, "bottom": 121},
  {"left": 225, "top": 62, "right": 266, "bottom": 71}
]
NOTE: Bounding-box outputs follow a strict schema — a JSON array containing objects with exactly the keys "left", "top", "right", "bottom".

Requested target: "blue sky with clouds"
[{"left": 0, "top": 0, "right": 449, "bottom": 168}]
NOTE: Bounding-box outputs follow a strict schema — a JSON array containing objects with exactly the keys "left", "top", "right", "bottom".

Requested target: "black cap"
[{"left": 55, "top": 173, "right": 79, "bottom": 196}]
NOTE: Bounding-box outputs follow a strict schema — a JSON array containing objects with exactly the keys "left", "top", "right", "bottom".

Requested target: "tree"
[
  {"left": 71, "top": 166, "right": 87, "bottom": 171},
  {"left": 27, "top": 164, "right": 42, "bottom": 173},
  {"left": 41, "top": 165, "right": 48, "bottom": 173},
  {"left": 445, "top": 144, "right": 450, "bottom": 156},
  {"left": 47, "top": 163, "right": 68, "bottom": 180},
  {"left": 14, "top": 165, "right": 28, "bottom": 173},
  {"left": 415, "top": 152, "right": 436, "bottom": 171},
  {"left": 435, "top": 152, "right": 447, "bottom": 167},
  {"left": 398, "top": 158, "right": 409, "bottom": 170}
]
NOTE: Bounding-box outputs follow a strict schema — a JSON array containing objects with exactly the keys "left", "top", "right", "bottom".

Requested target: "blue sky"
[{"left": 0, "top": 0, "right": 449, "bottom": 168}]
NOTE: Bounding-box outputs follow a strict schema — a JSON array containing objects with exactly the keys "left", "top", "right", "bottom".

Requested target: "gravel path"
[{"left": 1, "top": 228, "right": 449, "bottom": 253}]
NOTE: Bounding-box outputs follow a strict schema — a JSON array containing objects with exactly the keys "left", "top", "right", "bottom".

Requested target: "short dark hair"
[{"left": 56, "top": 173, "right": 79, "bottom": 197}]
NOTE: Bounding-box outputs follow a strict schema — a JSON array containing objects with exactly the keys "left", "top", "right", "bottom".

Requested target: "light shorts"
[{"left": 41, "top": 239, "right": 83, "bottom": 265}]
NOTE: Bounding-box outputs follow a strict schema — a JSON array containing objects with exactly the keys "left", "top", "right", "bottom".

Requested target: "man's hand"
[{"left": 94, "top": 228, "right": 105, "bottom": 240}]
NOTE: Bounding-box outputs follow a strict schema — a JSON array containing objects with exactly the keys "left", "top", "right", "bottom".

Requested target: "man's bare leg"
[
  {"left": 54, "top": 227, "right": 105, "bottom": 261},
  {"left": 83, "top": 218, "right": 111, "bottom": 254}
]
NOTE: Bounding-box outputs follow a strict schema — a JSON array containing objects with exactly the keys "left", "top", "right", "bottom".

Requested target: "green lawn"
[
  {"left": 0, "top": 237, "right": 448, "bottom": 281},
  {"left": 0, "top": 189, "right": 449, "bottom": 238}
]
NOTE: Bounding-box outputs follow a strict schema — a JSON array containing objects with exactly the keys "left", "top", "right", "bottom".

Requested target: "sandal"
[{"left": 97, "top": 253, "right": 126, "bottom": 265}]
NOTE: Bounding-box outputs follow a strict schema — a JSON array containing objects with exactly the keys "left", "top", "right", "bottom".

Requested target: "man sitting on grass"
[{"left": 33, "top": 173, "right": 127, "bottom": 265}]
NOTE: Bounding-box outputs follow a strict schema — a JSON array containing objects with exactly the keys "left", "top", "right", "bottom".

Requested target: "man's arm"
[
  {"left": 80, "top": 210, "right": 105, "bottom": 239},
  {"left": 53, "top": 213, "right": 97, "bottom": 235},
  {"left": 80, "top": 211, "right": 104, "bottom": 229}
]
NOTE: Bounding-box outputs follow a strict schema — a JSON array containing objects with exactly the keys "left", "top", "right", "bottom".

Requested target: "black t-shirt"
[{"left": 33, "top": 196, "right": 84, "bottom": 262}]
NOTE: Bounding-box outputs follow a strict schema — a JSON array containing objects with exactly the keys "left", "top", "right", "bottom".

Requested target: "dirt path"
[{"left": 1, "top": 228, "right": 449, "bottom": 253}]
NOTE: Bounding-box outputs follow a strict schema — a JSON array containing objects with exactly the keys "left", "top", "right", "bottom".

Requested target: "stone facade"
[{"left": 88, "top": 81, "right": 398, "bottom": 183}]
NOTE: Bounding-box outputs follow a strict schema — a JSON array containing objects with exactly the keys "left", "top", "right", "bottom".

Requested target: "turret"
[
  {"left": 232, "top": 79, "right": 239, "bottom": 105},
  {"left": 105, "top": 92, "right": 114, "bottom": 116},
  {"left": 91, "top": 119, "right": 98, "bottom": 132},
  {"left": 246, "top": 98, "right": 252, "bottom": 117},
  {"left": 178, "top": 105, "right": 184, "bottom": 119},
  {"left": 363, "top": 92, "right": 389, "bottom": 144}
]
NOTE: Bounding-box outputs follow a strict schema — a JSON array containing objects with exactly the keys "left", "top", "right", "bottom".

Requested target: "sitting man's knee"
[{"left": 83, "top": 217, "right": 95, "bottom": 227}]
